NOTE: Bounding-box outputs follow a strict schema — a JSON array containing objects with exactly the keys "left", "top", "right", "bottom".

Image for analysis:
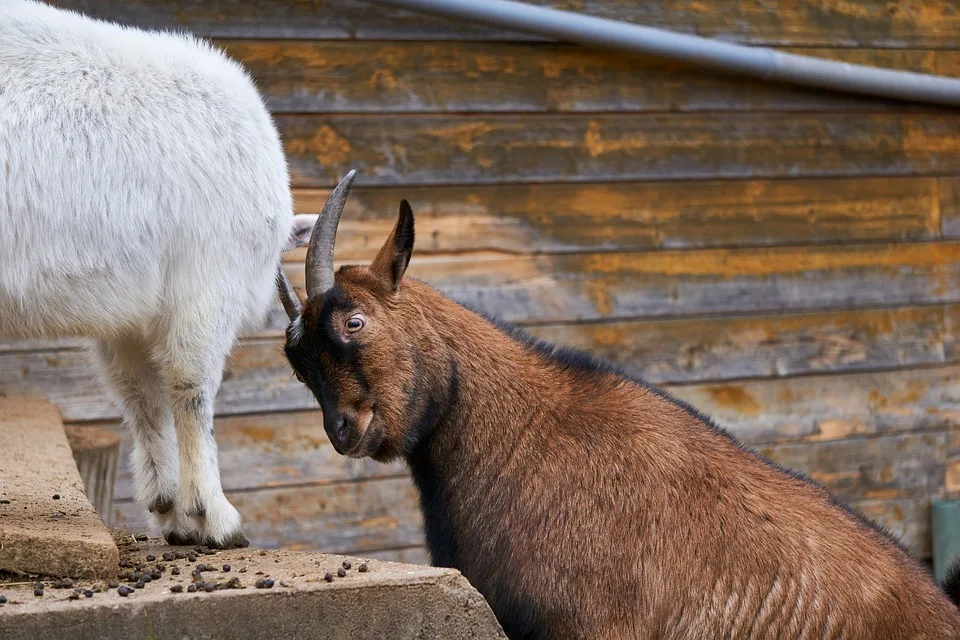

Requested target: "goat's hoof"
[
  {"left": 151, "top": 496, "right": 174, "bottom": 515},
  {"left": 164, "top": 530, "right": 201, "bottom": 546},
  {"left": 204, "top": 532, "right": 249, "bottom": 550}
]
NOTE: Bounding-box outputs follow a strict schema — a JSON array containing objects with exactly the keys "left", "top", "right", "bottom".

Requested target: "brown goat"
[{"left": 279, "top": 172, "right": 960, "bottom": 639}]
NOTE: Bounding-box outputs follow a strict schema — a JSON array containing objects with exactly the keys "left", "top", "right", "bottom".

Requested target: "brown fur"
[{"left": 285, "top": 201, "right": 960, "bottom": 639}]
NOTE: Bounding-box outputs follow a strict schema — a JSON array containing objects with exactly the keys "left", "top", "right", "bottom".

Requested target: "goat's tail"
[{"left": 943, "top": 558, "right": 960, "bottom": 607}]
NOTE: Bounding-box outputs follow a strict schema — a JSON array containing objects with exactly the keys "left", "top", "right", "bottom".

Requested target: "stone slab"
[
  {"left": 0, "top": 397, "right": 119, "bottom": 579},
  {"left": 0, "top": 537, "right": 506, "bottom": 639}
]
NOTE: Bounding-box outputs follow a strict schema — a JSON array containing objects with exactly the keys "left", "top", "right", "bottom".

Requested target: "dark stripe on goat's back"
[{"left": 470, "top": 305, "right": 916, "bottom": 560}]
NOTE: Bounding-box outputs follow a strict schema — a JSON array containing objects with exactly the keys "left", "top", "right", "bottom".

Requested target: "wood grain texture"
[
  {"left": 6, "top": 301, "right": 960, "bottom": 423},
  {"left": 671, "top": 365, "right": 960, "bottom": 445},
  {"left": 275, "top": 113, "right": 960, "bottom": 187},
  {"left": 220, "top": 41, "right": 958, "bottom": 114},
  {"left": 48, "top": 0, "right": 960, "bottom": 47},
  {"left": 284, "top": 177, "right": 941, "bottom": 260},
  {"left": 942, "top": 177, "right": 960, "bottom": 238},
  {"left": 90, "top": 411, "right": 405, "bottom": 502},
  {"left": 112, "top": 476, "right": 425, "bottom": 554},
  {"left": 281, "top": 241, "right": 960, "bottom": 326},
  {"left": 530, "top": 304, "right": 956, "bottom": 384}
]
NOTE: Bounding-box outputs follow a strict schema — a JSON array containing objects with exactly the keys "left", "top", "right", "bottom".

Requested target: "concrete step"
[
  {"left": 0, "top": 537, "right": 506, "bottom": 639},
  {"left": 0, "top": 397, "right": 119, "bottom": 579}
]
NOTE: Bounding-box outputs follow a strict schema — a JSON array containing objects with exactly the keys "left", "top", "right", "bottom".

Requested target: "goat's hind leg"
[
  {"left": 159, "top": 313, "right": 248, "bottom": 549},
  {"left": 93, "top": 337, "right": 182, "bottom": 533}
]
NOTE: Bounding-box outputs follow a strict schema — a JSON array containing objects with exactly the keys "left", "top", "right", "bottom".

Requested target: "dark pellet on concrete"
[
  {"left": 162, "top": 552, "right": 176, "bottom": 562},
  {"left": 323, "top": 573, "right": 334, "bottom": 582},
  {"left": 146, "top": 555, "right": 156, "bottom": 562},
  {"left": 68, "top": 593, "right": 80, "bottom": 600},
  {"left": 196, "top": 563, "right": 208, "bottom": 572},
  {"left": 134, "top": 533, "right": 149, "bottom": 541},
  {"left": 187, "top": 584, "right": 196, "bottom": 593},
  {"left": 358, "top": 563, "right": 368, "bottom": 572},
  {"left": 142, "top": 574, "right": 152, "bottom": 583},
  {"left": 118, "top": 586, "right": 134, "bottom": 597},
  {"left": 171, "top": 567, "right": 181, "bottom": 575},
  {"left": 337, "top": 568, "right": 346, "bottom": 578},
  {"left": 107, "top": 581, "right": 119, "bottom": 589},
  {"left": 56, "top": 579, "right": 73, "bottom": 589},
  {"left": 33, "top": 582, "right": 44, "bottom": 589},
  {"left": 254, "top": 579, "right": 265, "bottom": 588},
  {"left": 0, "top": 595, "right": 7, "bottom": 604},
  {"left": 84, "top": 590, "right": 94, "bottom": 598},
  {"left": 222, "top": 564, "right": 231, "bottom": 572},
  {"left": 187, "top": 553, "right": 197, "bottom": 562},
  {"left": 135, "top": 581, "right": 145, "bottom": 589},
  {"left": 170, "top": 585, "right": 183, "bottom": 593},
  {"left": 203, "top": 583, "right": 215, "bottom": 593},
  {"left": 342, "top": 561, "right": 352, "bottom": 570},
  {"left": 33, "top": 588, "right": 44, "bottom": 597},
  {"left": 52, "top": 494, "right": 60, "bottom": 500},
  {"left": 151, "top": 570, "right": 162, "bottom": 580},
  {"left": 263, "top": 579, "right": 274, "bottom": 588}
]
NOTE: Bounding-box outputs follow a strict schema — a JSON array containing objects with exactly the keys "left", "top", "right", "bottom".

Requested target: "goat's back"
[{"left": 0, "top": 0, "right": 291, "bottom": 339}]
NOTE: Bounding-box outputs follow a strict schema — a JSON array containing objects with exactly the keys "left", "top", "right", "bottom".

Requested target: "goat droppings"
[
  {"left": 187, "top": 584, "right": 196, "bottom": 593},
  {"left": 33, "top": 588, "right": 43, "bottom": 597},
  {"left": 117, "top": 586, "right": 134, "bottom": 597},
  {"left": 170, "top": 585, "right": 183, "bottom": 593},
  {"left": 337, "top": 568, "right": 346, "bottom": 578},
  {"left": 342, "top": 561, "right": 351, "bottom": 570},
  {"left": 358, "top": 563, "right": 368, "bottom": 573},
  {"left": 323, "top": 573, "right": 334, "bottom": 583},
  {"left": 0, "top": 595, "right": 7, "bottom": 604}
]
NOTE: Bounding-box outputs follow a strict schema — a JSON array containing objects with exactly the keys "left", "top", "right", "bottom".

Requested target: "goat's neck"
[{"left": 406, "top": 295, "right": 571, "bottom": 567}]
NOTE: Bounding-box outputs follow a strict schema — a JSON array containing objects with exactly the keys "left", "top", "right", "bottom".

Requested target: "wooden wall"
[{"left": 5, "top": 0, "right": 959, "bottom": 563}]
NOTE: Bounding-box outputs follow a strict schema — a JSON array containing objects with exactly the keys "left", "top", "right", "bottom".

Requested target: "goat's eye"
[{"left": 345, "top": 314, "right": 366, "bottom": 333}]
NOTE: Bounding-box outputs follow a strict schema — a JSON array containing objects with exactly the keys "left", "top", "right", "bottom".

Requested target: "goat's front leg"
[
  {"left": 160, "top": 330, "right": 247, "bottom": 549},
  {"left": 93, "top": 338, "right": 180, "bottom": 525}
]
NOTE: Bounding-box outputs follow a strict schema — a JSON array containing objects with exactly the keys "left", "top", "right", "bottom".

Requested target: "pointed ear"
[
  {"left": 371, "top": 200, "right": 415, "bottom": 290},
  {"left": 284, "top": 214, "right": 319, "bottom": 251}
]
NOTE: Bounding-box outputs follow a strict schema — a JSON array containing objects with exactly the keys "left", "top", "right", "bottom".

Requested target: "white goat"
[{"left": 0, "top": 0, "right": 316, "bottom": 547}]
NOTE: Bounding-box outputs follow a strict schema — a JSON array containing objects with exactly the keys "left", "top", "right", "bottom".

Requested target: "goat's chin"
[{"left": 345, "top": 422, "right": 384, "bottom": 459}]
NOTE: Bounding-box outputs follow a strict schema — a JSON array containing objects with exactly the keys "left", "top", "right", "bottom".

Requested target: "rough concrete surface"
[
  {"left": 0, "top": 397, "right": 119, "bottom": 579},
  {"left": 0, "top": 536, "right": 507, "bottom": 639}
]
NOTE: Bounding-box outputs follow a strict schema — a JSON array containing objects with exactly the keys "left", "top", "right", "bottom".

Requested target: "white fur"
[{"left": 0, "top": 0, "right": 299, "bottom": 546}]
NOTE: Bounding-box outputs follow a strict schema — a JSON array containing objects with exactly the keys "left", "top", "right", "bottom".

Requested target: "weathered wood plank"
[
  {"left": 281, "top": 241, "right": 960, "bottom": 325},
  {"left": 88, "top": 411, "right": 405, "bottom": 501},
  {"left": 48, "top": 0, "right": 960, "bottom": 48},
  {"left": 112, "top": 476, "right": 425, "bottom": 554},
  {"left": 671, "top": 365, "right": 960, "bottom": 445},
  {"left": 275, "top": 113, "right": 960, "bottom": 187},
  {"left": 284, "top": 177, "right": 941, "bottom": 261},
  {"left": 530, "top": 304, "right": 954, "bottom": 384},
  {"left": 220, "top": 41, "right": 957, "bottom": 114},
  {"left": 5, "top": 304, "right": 960, "bottom": 424},
  {"left": 942, "top": 177, "right": 960, "bottom": 238}
]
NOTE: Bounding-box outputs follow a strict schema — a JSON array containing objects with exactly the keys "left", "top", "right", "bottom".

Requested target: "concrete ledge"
[
  {"left": 0, "top": 538, "right": 506, "bottom": 640},
  {"left": 0, "top": 397, "right": 119, "bottom": 579}
]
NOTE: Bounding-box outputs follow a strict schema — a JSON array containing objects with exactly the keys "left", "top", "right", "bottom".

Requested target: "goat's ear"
[
  {"left": 371, "top": 200, "right": 415, "bottom": 291},
  {"left": 283, "top": 214, "right": 319, "bottom": 251}
]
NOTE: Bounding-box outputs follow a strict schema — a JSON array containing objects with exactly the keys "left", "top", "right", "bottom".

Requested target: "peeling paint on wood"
[{"left": 276, "top": 113, "right": 960, "bottom": 187}]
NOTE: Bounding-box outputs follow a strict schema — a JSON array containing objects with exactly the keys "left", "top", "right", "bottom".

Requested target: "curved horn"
[
  {"left": 275, "top": 265, "right": 302, "bottom": 321},
  {"left": 305, "top": 169, "right": 357, "bottom": 298}
]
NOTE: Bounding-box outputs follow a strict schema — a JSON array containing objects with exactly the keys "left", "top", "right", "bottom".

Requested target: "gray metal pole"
[{"left": 362, "top": 0, "right": 960, "bottom": 107}]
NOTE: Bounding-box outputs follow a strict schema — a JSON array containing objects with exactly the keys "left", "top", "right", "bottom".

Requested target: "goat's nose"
[{"left": 336, "top": 416, "right": 349, "bottom": 441}]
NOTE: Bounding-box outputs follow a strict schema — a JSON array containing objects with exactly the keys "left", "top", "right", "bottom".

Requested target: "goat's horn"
[
  {"left": 275, "top": 265, "right": 302, "bottom": 321},
  {"left": 305, "top": 169, "right": 357, "bottom": 298}
]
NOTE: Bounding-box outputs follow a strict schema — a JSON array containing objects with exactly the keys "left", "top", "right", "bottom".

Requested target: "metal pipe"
[{"left": 362, "top": 0, "right": 960, "bottom": 107}]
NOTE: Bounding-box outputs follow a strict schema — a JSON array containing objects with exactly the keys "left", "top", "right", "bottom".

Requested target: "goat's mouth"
[{"left": 344, "top": 410, "right": 377, "bottom": 458}]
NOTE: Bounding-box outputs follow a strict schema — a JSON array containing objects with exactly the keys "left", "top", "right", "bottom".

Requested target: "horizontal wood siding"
[{"left": 9, "top": 0, "right": 959, "bottom": 563}]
